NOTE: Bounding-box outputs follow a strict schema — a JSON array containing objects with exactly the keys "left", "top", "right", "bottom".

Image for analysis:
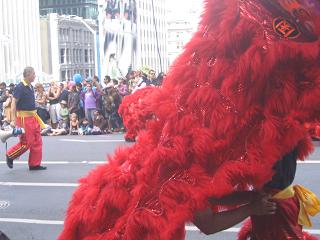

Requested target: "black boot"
[
  {"left": 29, "top": 165, "right": 47, "bottom": 171},
  {"left": 6, "top": 155, "right": 13, "bottom": 169}
]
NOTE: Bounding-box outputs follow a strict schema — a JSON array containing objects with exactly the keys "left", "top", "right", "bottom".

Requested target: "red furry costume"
[
  {"left": 59, "top": 0, "right": 320, "bottom": 239},
  {"left": 305, "top": 121, "right": 320, "bottom": 140},
  {"left": 239, "top": 217, "right": 318, "bottom": 240},
  {"left": 118, "top": 87, "right": 158, "bottom": 141}
]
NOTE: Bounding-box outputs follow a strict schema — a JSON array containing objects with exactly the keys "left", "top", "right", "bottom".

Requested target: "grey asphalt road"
[{"left": 0, "top": 134, "right": 319, "bottom": 240}]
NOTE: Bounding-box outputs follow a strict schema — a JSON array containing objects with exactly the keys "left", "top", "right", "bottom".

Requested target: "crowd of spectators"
[{"left": 0, "top": 69, "right": 165, "bottom": 137}]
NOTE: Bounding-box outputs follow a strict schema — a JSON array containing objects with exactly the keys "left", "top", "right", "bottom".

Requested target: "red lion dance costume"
[
  {"left": 118, "top": 86, "right": 156, "bottom": 142},
  {"left": 59, "top": 0, "right": 320, "bottom": 239}
]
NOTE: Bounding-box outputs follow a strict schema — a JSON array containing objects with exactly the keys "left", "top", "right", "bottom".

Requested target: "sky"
[
  {"left": 167, "top": 0, "right": 204, "bottom": 9},
  {"left": 166, "top": 0, "right": 204, "bottom": 20}
]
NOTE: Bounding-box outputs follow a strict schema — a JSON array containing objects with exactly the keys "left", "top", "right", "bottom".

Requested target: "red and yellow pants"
[{"left": 7, "top": 111, "right": 44, "bottom": 167}]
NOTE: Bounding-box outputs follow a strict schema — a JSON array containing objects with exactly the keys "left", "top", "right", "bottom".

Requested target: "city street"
[{"left": 0, "top": 134, "right": 319, "bottom": 240}]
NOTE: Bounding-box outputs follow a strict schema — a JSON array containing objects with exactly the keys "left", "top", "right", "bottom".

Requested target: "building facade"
[
  {"left": 40, "top": 14, "right": 97, "bottom": 81},
  {"left": 98, "top": 0, "right": 167, "bottom": 80},
  {"left": 136, "top": 0, "right": 168, "bottom": 73},
  {"left": 166, "top": 0, "right": 203, "bottom": 66},
  {"left": 39, "top": 0, "right": 98, "bottom": 20},
  {"left": 167, "top": 20, "right": 193, "bottom": 66},
  {"left": 0, "top": 0, "right": 42, "bottom": 83}
]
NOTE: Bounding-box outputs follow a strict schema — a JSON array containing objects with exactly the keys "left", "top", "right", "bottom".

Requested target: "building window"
[
  {"left": 59, "top": 29, "right": 62, "bottom": 40},
  {"left": 84, "top": 49, "right": 89, "bottom": 63},
  {"left": 76, "top": 49, "right": 79, "bottom": 63},
  {"left": 79, "top": 30, "right": 82, "bottom": 41},
  {"left": 61, "top": 70, "right": 66, "bottom": 81},
  {"left": 40, "top": 10, "right": 48, "bottom": 15},
  {"left": 67, "top": 70, "right": 72, "bottom": 81},
  {"left": 60, "top": 49, "right": 65, "bottom": 64},
  {"left": 66, "top": 49, "right": 70, "bottom": 63},
  {"left": 80, "top": 49, "right": 83, "bottom": 62},
  {"left": 65, "top": 29, "right": 69, "bottom": 40},
  {"left": 73, "top": 49, "right": 76, "bottom": 63},
  {"left": 89, "top": 49, "right": 93, "bottom": 63},
  {"left": 64, "top": 29, "right": 67, "bottom": 40},
  {"left": 78, "top": 49, "right": 81, "bottom": 63}
]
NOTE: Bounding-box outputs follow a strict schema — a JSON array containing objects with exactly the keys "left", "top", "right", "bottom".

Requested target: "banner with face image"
[{"left": 98, "top": 0, "right": 137, "bottom": 81}]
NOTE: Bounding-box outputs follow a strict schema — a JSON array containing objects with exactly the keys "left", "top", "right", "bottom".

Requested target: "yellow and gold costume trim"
[
  {"left": 17, "top": 110, "right": 46, "bottom": 129},
  {"left": 273, "top": 185, "right": 320, "bottom": 228},
  {"left": 7, "top": 145, "right": 27, "bottom": 159}
]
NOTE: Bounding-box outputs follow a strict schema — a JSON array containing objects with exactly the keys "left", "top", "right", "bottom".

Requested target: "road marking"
[
  {"left": 0, "top": 182, "right": 79, "bottom": 187},
  {"left": 59, "top": 139, "right": 125, "bottom": 143},
  {"left": 298, "top": 160, "right": 320, "bottom": 164},
  {"left": 0, "top": 160, "right": 318, "bottom": 167},
  {"left": 186, "top": 226, "right": 239, "bottom": 232},
  {"left": 88, "top": 161, "right": 105, "bottom": 164},
  {"left": 0, "top": 161, "right": 106, "bottom": 165},
  {"left": 0, "top": 219, "right": 318, "bottom": 234},
  {"left": 0, "top": 160, "right": 318, "bottom": 165},
  {"left": 185, "top": 225, "right": 320, "bottom": 235},
  {"left": 0, "top": 218, "right": 63, "bottom": 225}
]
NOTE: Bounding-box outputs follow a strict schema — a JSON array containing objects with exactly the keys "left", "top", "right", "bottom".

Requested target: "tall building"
[
  {"left": 136, "top": 0, "right": 168, "bottom": 73},
  {"left": 98, "top": 0, "right": 167, "bottom": 80},
  {"left": 40, "top": 14, "right": 97, "bottom": 81},
  {"left": 0, "top": 0, "right": 42, "bottom": 83},
  {"left": 166, "top": 0, "right": 203, "bottom": 65},
  {"left": 167, "top": 20, "right": 194, "bottom": 66},
  {"left": 39, "top": 0, "right": 98, "bottom": 20}
]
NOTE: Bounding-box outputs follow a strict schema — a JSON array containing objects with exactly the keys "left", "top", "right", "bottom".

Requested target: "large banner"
[{"left": 98, "top": 0, "right": 137, "bottom": 80}]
